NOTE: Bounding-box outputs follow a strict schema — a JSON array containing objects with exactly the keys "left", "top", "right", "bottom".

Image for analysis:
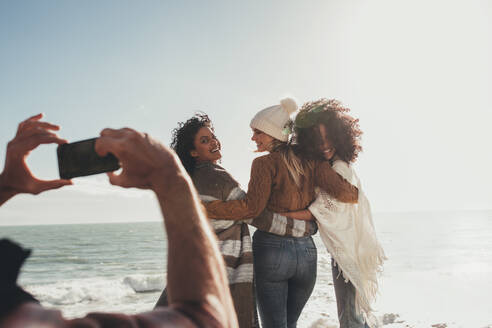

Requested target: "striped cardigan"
[
  {"left": 156, "top": 162, "right": 257, "bottom": 328},
  {"left": 193, "top": 163, "right": 256, "bottom": 328}
]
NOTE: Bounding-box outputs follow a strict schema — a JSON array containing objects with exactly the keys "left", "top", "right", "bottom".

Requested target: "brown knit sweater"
[{"left": 205, "top": 151, "right": 358, "bottom": 221}]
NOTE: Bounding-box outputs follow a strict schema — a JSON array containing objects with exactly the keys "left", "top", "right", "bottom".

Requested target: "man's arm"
[
  {"left": 0, "top": 113, "right": 72, "bottom": 206},
  {"left": 95, "top": 128, "right": 237, "bottom": 327}
]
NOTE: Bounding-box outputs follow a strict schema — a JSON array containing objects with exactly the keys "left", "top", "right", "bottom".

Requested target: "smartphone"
[{"left": 57, "top": 138, "right": 120, "bottom": 179}]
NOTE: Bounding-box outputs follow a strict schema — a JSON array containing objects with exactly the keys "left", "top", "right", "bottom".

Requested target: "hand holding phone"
[
  {"left": 94, "top": 128, "right": 180, "bottom": 191},
  {"left": 57, "top": 138, "right": 120, "bottom": 179}
]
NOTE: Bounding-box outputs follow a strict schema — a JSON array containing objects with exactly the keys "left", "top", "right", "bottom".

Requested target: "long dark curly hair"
[
  {"left": 170, "top": 113, "right": 213, "bottom": 175},
  {"left": 294, "top": 99, "right": 362, "bottom": 163}
]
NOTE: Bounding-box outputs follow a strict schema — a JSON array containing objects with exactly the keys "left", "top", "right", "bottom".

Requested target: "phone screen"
[{"left": 57, "top": 138, "right": 120, "bottom": 179}]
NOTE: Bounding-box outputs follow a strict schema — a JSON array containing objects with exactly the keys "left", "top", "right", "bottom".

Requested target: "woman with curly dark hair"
[
  {"left": 154, "top": 113, "right": 260, "bottom": 328},
  {"left": 295, "top": 99, "right": 362, "bottom": 164},
  {"left": 168, "top": 113, "right": 220, "bottom": 175},
  {"left": 293, "top": 99, "right": 386, "bottom": 328}
]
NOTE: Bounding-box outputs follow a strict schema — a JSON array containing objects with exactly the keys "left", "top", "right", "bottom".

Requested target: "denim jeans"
[
  {"left": 332, "top": 259, "right": 370, "bottom": 328},
  {"left": 253, "top": 230, "right": 317, "bottom": 328}
]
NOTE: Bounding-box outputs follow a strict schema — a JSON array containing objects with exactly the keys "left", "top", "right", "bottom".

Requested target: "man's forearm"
[{"left": 153, "top": 171, "right": 235, "bottom": 326}]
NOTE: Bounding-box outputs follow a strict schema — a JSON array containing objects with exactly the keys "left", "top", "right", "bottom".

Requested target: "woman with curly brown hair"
[
  {"left": 293, "top": 99, "right": 386, "bottom": 328},
  {"left": 154, "top": 113, "right": 259, "bottom": 328}
]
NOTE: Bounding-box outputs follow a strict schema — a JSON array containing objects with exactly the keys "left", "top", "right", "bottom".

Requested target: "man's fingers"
[
  {"left": 21, "top": 121, "right": 61, "bottom": 134},
  {"left": 107, "top": 172, "right": 120, "bottom": 186},
  {"left": 7, "top": 133, "right": 67, "bottom": 158},
  {"left": 22, "top": 133, "right": 68, "bottom": 151},
  {"left": 107, "top": 172, "right": 147, "bottom": 189},
  {"left": 17, "top": 114, "right": 43, "bottom": 134},
  {"left": 107, "top": 172, "right": 130, "bottom": 188},
  {"left": 20, "top": 113, "right": 43, "bottom": 125},
  {"left": 36, "top": 179, "right": 73, "bottom": 194},
  {"left": 18, "top": 127, "right": 66, "bottom": 142},
  {"left": 94, "top": 138, "right": 109, "bottom": 157},
  {"left": 95, "top": 136, "right": 125, "bottom": 157},
  {"left": 27, "top": 113, "right": 43, "bottom": 120},
  {"left": 100, "top": 128, "right": 119, "bottom": 137},
  {"left": 100, "top": 128, "right": 135, "bottom": 138}
]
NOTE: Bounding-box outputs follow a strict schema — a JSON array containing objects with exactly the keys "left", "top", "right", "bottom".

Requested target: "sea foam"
[
  {"left": 26, "top": 274, "right": 165, "bottom": 307},
  {"left": 123, "top": 274, "right": 165, "bottom": 293}
]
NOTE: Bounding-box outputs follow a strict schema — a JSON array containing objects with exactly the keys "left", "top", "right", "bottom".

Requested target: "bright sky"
[{"left": 1, "top": 0, "right": 491, "bottom": 225}]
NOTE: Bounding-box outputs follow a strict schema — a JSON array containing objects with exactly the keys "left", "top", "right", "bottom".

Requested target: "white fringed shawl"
[{"left": 309, "top": 160, "right": 386, "bottom": 325}]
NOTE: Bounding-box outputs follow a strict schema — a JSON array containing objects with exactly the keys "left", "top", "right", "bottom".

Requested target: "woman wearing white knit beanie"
[
  {"left": 249, "top": 97, "right": 298, "bottom": 142},
  {"left": 204, "top": 98, "right": 360, "bottom": 328}
]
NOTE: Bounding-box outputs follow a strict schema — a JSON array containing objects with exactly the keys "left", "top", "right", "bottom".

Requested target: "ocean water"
[
  {"left": 1, "top": 211, "right": 492, "bottom": 327},
  {"left": 1, "top": 222, "right": 168, "bottom": 316}
]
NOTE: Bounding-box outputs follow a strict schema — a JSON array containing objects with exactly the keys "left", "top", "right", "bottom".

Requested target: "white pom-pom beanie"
[{"left": 250, "top": 97, "right": 298, "bottom": 142}]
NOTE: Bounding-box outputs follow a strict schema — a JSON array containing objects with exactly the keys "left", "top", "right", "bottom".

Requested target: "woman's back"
[{"left": 251, "top": 151, "right": 316, "bottom": 213}]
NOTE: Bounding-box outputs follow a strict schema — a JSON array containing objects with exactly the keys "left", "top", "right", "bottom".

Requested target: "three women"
[{"left": 158, "top": 97, "right": 383, "bottom": 328}]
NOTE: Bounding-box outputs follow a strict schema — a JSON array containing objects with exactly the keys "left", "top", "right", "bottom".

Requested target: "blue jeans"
[
  {"left": 253, "top": 230, "right": 317, "bottom": 328},
  {"left": 332, "top": 259, "right": 370, "bottom": 328}
]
